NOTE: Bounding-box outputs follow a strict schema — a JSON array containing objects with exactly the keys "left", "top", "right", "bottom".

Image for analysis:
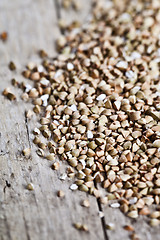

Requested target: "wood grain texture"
[
  {"left": 58, "top": 1, "right": 160, "bottom": 240},
  {"left": 0, "top": 1, "right": 160, "bottom": 240},
  {"left": 102, "top": 205, "right": 160, "bottom": 240}
]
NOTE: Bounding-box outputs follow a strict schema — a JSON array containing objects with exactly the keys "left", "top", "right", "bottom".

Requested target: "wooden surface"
[{"left": 0, "top": 1, "right": 159, "bottom": 240}]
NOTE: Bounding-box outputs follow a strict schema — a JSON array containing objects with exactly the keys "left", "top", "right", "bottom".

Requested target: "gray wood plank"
[
  {"left": 1, "top": 1, "right": 159, "bottom": 240},
  {"left": 102, "top": 199, "right": 160, "bottom": 240},
  {"left": 57, "top": 1, "right": 160, "bottom": 239}
]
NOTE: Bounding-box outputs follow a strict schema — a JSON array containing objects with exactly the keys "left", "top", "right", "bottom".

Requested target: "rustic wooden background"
[{"left": 0, "top": 1, "right": 160, "bottom": 239}]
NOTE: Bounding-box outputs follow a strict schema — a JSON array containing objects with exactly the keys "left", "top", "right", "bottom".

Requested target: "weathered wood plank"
[
  {"left": 0, "top": 1, "right": 104, "bottom": 240},
  {"left": 1, "top": 1, "right": 159, "bottom": 240},
  {"left": 102, "top": 200, "right": 160, "bottom": 240},
  {"left": 57, "top": 1, "right": 160, "bottom": 239}
]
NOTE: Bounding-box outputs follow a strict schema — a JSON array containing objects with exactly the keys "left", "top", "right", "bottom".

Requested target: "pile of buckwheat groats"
[{"left": 3, "top": 0, "right": 160, "bottom": 228}]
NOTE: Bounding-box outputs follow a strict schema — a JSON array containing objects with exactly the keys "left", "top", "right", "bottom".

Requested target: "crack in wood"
[
  {"left": 96, "top": 198, "right": 109, "bottom": 240},
  {"left": 94, "top": 181, "right": 109, "bottom": 240},
  {"left": 3, "top": 180, "right": 11, "bottom": 193},
  {"left": 53, "top": 1, "right": 108, "bottom": 239},
  {"left": 53, "top": 0, "right": 64, "bottom": 34},
  {"left": 54, "top": 0, "right": 61, "bottom": 20},
  {"left": 0, "top": 151, "right": 9, "bottom": 156},
  {"left": 25, "top": 114, "right": 31, "bottom": 148}
]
